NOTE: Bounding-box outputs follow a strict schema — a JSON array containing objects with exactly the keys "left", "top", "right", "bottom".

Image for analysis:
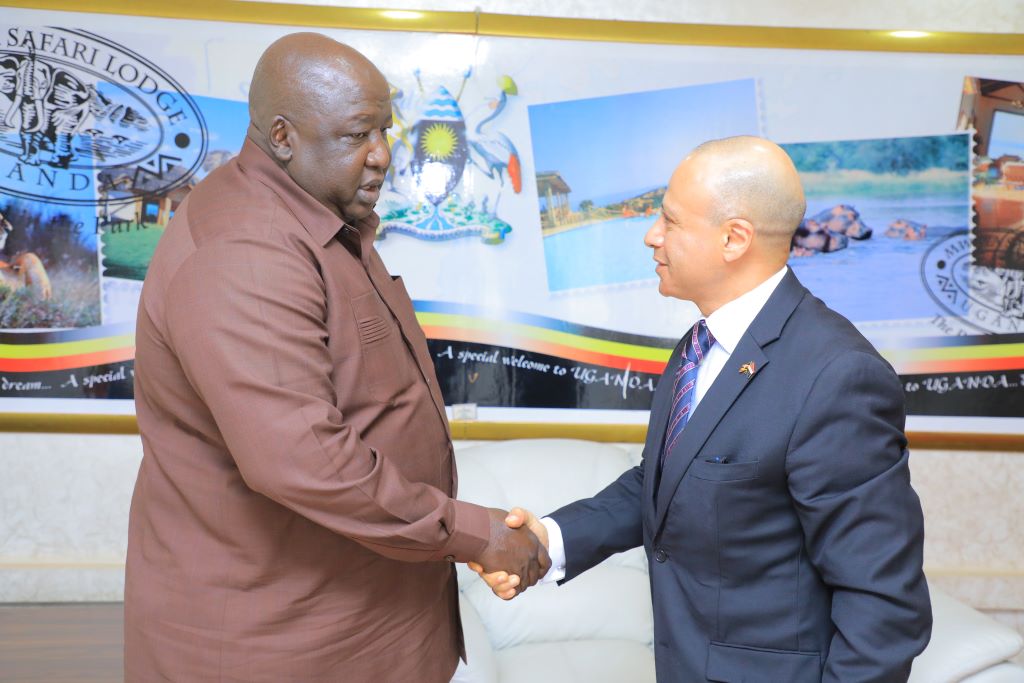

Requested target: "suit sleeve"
[
  {"left": 548, "top": 461, "right": 645, "bottom": 582},
  {"left": 786, "top": 350, "right": 931, "bottom": 682},
  {"left": 547, "top": 339, "right": 687, "bottom": 582},
  {"left": 161, "top": 227, "right": 489, "bottom": 564}
]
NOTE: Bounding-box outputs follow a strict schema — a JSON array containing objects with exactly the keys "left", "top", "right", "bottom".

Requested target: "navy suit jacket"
[{"left": 550, "top": 269, "right": 932, "bottom": 683}]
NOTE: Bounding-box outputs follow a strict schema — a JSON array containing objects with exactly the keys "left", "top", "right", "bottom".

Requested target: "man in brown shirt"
[{"left": 125, "top": 33, "right": 548, "bottom": 682}]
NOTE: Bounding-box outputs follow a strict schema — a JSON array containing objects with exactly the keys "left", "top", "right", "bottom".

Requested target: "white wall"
[{"left": 0, "top": 434, "right": 139, "bottom": 601}]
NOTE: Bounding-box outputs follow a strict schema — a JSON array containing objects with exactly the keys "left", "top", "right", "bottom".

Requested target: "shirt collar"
[
  {"left": 235, "top": 129, "right": 379, "bottom": 260},
  {"left": 704, "top": 265, "right": 789, "bottom": 355}
]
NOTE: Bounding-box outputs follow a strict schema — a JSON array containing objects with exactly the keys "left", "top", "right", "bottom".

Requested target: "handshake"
[{"left": 470, "top": 507, "right": 548, "bottom": 599}]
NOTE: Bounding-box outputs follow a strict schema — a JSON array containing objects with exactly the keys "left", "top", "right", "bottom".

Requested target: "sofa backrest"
[
  {"left": 454, "top": 438, "right": 647, "bottom": 571},
  {"left": 454, "top": 439, "right": 653, "bottom": 650}
]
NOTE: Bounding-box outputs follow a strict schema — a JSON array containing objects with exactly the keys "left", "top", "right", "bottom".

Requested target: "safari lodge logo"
[{"left": 0, "top": 27, "right": 206, "bottom": 206}]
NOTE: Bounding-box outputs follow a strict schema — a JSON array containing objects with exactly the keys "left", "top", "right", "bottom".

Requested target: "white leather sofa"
[{"left": 453, "top": 439, "right": 1024, "bottom": 683}]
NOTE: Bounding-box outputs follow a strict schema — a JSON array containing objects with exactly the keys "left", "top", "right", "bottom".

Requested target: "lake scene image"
[
  {"left": 782, "top": 134, "right": 972, "bottom": 324},
  {"left": 531, "top": 96, "right": 971, "bottom": 321},
  {"left": 528, "top": 79, "right": 760, "bottom": 293}
]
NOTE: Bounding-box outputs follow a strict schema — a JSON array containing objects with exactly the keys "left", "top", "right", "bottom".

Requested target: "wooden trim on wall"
[
  {"left": 0, "top": 414, "right": 139, "bottom": 435},
  {"left": 2, "top": 414, "right": 1023, "bottom": 452},
  {"left": 907, "top": 431, "right": 1024, "bottom": 452}
]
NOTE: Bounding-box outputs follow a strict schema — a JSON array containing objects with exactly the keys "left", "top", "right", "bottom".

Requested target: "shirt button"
[
  {"left": 654, "top": 548, "right": 668, "bottom": 563},
  {"left": 426, "top": 378, "right": 432, "bottom": 385},
  {"left": 444, "top": 555, "right": 455, "bottom": 563}
]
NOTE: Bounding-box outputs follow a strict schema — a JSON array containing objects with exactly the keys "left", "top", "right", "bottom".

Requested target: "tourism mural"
[{"left": 0, "top": 8, "right": 1021, "bottom": 428}]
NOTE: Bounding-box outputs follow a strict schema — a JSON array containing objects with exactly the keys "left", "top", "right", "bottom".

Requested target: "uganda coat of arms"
[{"left": 378, "top": 71, "right": 520, "bottom": 245}]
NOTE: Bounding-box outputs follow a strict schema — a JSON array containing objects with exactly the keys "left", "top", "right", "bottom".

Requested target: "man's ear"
[
  {"left": 267, "top": 116, "right": 294, "bottom": 163},
  {"left": 722, "top": 218, "right": 753, "bottom": 263}
]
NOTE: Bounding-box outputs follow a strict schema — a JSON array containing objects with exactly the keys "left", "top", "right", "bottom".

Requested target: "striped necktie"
[{"left": 661, "top": 319, "right": 714, "bottom": 466}]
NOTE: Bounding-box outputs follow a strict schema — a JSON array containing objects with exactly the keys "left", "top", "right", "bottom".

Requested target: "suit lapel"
[
  {"left": 653, "top": 269, "right": 808, "bottom": 534},
  {"left": 653, "top": 339, "right": 768, "bottom": 530},
  {"left": 643, "top": 338, "right": 686, "bottom": 518}
]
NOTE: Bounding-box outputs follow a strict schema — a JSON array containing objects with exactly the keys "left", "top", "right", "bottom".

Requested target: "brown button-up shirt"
[{"left": 126, "top": 135, "right": 490, "bottom": 682}]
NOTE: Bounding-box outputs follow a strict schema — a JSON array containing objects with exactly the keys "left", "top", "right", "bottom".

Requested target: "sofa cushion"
[
  {"left": 455, "top": 439, "right": 635, "bottom": 512},
  {"left": 455, "top": 438, "right": 648, "bottom": 574},
  {"left": 497, "top": 639, "right": 656, "bottom": 683},
  {"left": 908, "top": 589, "right": 1024, "bottom": 683},
  {"left": 961, "top": 662, "right": 1024, "bottom": 683},
  {"left": 463, "top": 563, "right": 653, "bottom": 651}
]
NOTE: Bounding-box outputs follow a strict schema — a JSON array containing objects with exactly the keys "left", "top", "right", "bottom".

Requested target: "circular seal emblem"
[
  {"left": 921, "top": 230, "right": 1024, "bottom": 334},
  {"left": 0, "top": 27, "right": 207, "bottom": 206}
]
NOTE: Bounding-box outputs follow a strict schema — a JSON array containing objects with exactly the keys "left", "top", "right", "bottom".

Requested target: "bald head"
[
  {"left": 246, "top": 33, "right": 393, "bottom": 222},
  {"left": 248, "top": 33, "right": 385, "bottom": 139},
  {"left": 645, "top": 136, "right": 806, "bottom": 313},
  {"left": 689, "top": 136, "right": 806, "bottom": 250}
]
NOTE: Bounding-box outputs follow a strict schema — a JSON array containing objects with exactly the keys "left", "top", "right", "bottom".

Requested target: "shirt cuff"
[
  {"left": 540, "top": 516, "right": 566, "bottom": 583},
  {"left": 438, "top": 500, "right": 491, "bottom": 563}
]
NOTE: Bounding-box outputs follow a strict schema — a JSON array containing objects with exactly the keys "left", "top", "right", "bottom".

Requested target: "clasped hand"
[{"left": 469, "top": 507, "right": 548, "bottom": 599}]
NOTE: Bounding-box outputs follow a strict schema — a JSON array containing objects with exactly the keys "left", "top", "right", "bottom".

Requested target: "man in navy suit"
[{"left": 472, "top": 136, "right": 932, "bottom": 682}]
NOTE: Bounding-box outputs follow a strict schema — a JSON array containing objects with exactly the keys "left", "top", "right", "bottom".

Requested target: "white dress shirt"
[{"left": 540, "top": 266, "right": 789, "bottom": 582}]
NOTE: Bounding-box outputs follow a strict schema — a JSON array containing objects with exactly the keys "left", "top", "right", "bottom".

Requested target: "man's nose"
[
  {"left": 368, "top": 131, "right": 391, "bottom": 169},
  {"left": 644, "top": 218, "right": 663, "bottom": 247}
]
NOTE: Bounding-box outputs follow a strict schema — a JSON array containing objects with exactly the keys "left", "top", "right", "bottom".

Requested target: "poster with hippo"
[{"left": 782, "top": 134, "right": 972, "bottom": 325}]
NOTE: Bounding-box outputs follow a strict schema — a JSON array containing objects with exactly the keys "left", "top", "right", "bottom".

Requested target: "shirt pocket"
[
  {"left": 386, "top": 275, "right": 417, "bottom": 323},
  {"left": 351, "top": 289, "right": 413, "bottom": 405}
]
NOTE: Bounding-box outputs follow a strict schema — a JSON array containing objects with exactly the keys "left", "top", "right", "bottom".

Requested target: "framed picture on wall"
[{"left": 0, "top": 4, "right": 1021, "bottom": 448}]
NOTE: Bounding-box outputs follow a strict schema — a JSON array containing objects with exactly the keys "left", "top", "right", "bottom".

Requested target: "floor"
[
  {"left": 1, "top": 601, "right": 1022, "bottom": 679},
  {"left": 0, "top": 603, "right": 123, "bottom": 683}
]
